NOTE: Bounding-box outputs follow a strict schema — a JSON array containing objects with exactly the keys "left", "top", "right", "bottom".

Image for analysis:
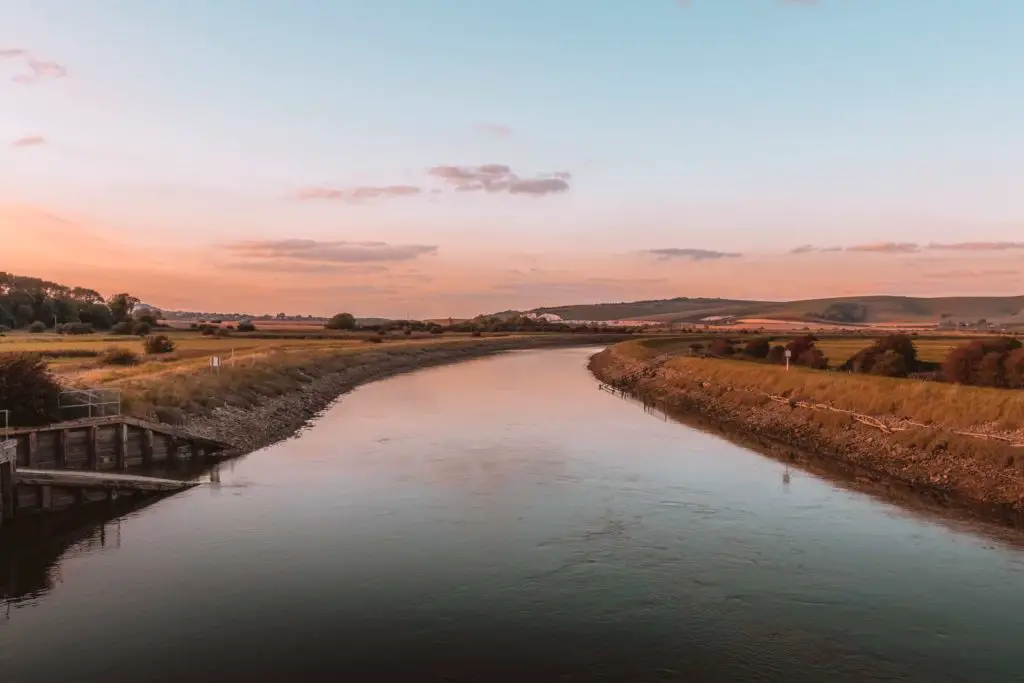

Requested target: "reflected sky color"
[
  {"left": 2, "top": 349, "right": 1024, "bottom": 681},
  {"left": 2, "top": 1, "right": 1023, "bottom": 316}
]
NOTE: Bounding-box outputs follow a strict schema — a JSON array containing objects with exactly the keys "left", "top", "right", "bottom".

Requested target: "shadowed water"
[{"left": 2, "top": 347, "right": 1023, "bottom": 682}]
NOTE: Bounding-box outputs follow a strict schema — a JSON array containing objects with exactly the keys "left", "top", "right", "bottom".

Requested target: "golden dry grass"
[{"left": 616, "top": 340, "right": 1024, "bottom": 432}]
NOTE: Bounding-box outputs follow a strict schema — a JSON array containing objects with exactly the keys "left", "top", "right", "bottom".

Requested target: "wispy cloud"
[
  {"left": 474, "top": 123, "right": 513, "bottom": 138},
  {"left": 845, "top": 242, "right": 920, "bottom": 254},
  {"left": 789, "top": 244, "right": 842, "bottom": 254},
  {"left": 647, "top": 248, "right": 741, "bottom": 261},
  {"left": 221, "top": 261, "right": 391, "bottom": 275},
  {"left": 428, "top": 164, "right": 571, "bottom": 196},
  {"left": 224, "top": 238, "right": 438, "bottom": 264},
  {"left": 922, "top": 268, "right": 1019, "bottom": 279},
  {"left": 927, "top": 241, "right": 1024, "bottom": 252},
  {"left": 294, "top": 185, "right": 421, "bottom": 203},
  {"left": 11, "top": 135, "right": 46, "bottom": 148},
  {"left": 0, "top": 48, "right": 27, "bottom": 58},
  {"left": 9, "top": 57, "right": 68, "bottom": 84}
]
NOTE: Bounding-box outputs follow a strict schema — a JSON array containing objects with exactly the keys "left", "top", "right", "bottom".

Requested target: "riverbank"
[
  {"left": 180, "top": 335, "right": 622, "bottom": 454},
  {"left": 590, "top": 341, "right": 1024, "bottom": 525}
]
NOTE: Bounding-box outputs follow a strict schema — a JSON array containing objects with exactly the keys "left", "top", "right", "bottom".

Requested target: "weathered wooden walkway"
[{"left": 1, "top": 416, "right": 231, "bottom": 528}]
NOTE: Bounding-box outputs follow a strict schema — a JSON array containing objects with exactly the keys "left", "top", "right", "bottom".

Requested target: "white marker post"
[
  {"left": 785, "top": 348, "right": 792, "bottom": 371},
  {"left": 211, "top": 355, "right": 221, "bottom": 375}
]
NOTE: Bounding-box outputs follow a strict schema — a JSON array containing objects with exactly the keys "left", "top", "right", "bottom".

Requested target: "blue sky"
[{"left": 2, "top": 0, "right": 1022, "bottom": 315}]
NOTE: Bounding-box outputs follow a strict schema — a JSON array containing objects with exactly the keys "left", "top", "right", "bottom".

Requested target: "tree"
[
  {"left": 942, "top": 338, "right": 1022, "bottom": 386},
  {"left": 743, "top": 337, "right": 771, "bottom": 359},
  {"left": 0, "top": 353, "right": 61, "bottom": 426},
  {"left": 132, "top": 321, "right": 152, "bottom": 336},
  {"left": 786, "top": 335, "right": 818, "bottom": 360},
  {"left": 107, "top": 293, "right": 140, "bottom": 324},
  {"left": 28, "top": 321, "right": 46, "bottom": 333},
  {"left": 799, "top": 347, "right": 829, "bottom": 370},
  {"left": 143, "top": 334, "right": 176, "bottom": 354},
  {"left": 767, "top": 345, "right": 787, "bottom": 364},
  {"left": 326, "top": 312, "right": 357, "bottom": 330},
  {"left": 869, "top": 350, "right": 908, "bottom": 377},
  {"left": 1005, "top": 348, "right": 1024, "bottom": 389},
  {"left": 707, "top": 338, "right": 735, "bottom": 356}
]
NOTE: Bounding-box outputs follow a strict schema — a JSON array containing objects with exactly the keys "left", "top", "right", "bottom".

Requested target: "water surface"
[{"left": 2, "top": 348, "right": 1023, "bottom": 682}]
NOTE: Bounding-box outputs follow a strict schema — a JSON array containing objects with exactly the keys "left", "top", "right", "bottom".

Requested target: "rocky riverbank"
[
  {"left": 590, "top": 344, "right": 1024, "bottom": 526},
  {"left": 184, "top": 336, "right": 619, "bottom": 455}
]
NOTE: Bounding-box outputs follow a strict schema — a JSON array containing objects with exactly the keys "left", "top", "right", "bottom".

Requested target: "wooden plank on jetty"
[{"left": 15, "top": 469, "right": 195, "bottom": 493}]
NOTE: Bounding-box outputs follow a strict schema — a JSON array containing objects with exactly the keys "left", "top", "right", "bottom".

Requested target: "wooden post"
[
  {"left": 41, "top": 484, "right": 53, "bottom": 510},
  {"left": 88, "top": 426, "right": 99, "bottom": 470},
  {"left": 142, "top": 429, "right": 154, "bottom": 465},
  {"left": 58, "top": 429, "right": 69, "bottom": 469},
  {"left": 116, "top": 423, "right": 127, "bottom": 470},
  {"left": 0, "top": 448, "right": 15, "bottom": 524},
  {"left": 167, "top": 437, "right": 179, "bottom": 464},
  {"left": 27, "top": 431, "right": 37, "bottom": 468}
]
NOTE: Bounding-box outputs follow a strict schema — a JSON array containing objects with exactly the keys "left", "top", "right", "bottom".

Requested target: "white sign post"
[
  {"left": 211, "top": 356, "right": 221, "bottom": 374},
  {"left": 785, "top": 348, "right": 792, "bottom": 371}
]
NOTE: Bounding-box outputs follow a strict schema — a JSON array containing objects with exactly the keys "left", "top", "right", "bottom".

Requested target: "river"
[{"left": 2, "top": 347, "right": 1023, "bottom": 682}]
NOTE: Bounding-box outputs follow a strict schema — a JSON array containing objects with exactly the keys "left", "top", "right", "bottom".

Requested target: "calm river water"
[{"left": 2, "top": 347, "right": 1024, "bottom": 682}]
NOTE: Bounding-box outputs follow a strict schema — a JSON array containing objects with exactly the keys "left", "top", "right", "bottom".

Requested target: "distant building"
[{"left": 524, "top": 312, "right": 564, "bottom": 322}]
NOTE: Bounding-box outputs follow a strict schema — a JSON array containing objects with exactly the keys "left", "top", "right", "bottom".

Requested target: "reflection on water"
[{"left": 2, "top": 348, "right": 1024, "bottom": 683}]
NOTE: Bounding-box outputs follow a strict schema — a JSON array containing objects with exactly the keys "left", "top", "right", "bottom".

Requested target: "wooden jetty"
[{"left": 1, "top": 416, "right": 231, "bottom": 529}]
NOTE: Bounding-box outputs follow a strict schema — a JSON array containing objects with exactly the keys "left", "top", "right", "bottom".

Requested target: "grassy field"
[
  {"left": 616, "top": 339, "right": 1024, "bottom": 433},
  {"left": 636, "top": 333, "right": 980, "bottom": 365},
  {"left": 1, "top": 328, "right": 619, "bottom": 423}
]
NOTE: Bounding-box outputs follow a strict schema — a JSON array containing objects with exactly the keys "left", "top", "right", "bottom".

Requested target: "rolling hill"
[{"left": 531, "top": 295, "right": 1024, "bottom": 325}]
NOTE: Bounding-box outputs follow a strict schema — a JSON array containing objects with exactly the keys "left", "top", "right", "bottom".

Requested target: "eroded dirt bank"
[{"left": 590, "top": 344, "right": 1024, "bottom": 526}]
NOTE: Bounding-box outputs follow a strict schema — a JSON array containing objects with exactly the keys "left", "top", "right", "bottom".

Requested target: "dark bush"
[
  {"left": 1005, "top": 348, "right": 1024, "bottom": 389},
  {"left": 743, "top": 337, "right": 771, "bottom": 359},
  {"left": 845, "top": 334, "right": 920, "bottom": 375},
  {"left": 471, "top": 330, "right": 482, "bottom": 337},
  {"left": 111, "top": 321, "right": 134, "bottom": 335},
  {"left": 767, "top": 345, "right": 787, "bottom": 364},
  {"left": 132, "top": 322, "right": 152, "bottom": 336},
  {"left": 404, "top": 328, "right": 412, "bottom": 336},
  {"left": 0, "top": 353, "right": 61, "bottom": 426},
  {"left": 364, "top": 337, "right": 383, "bottom": 344},
  {"left": 707, "top": 338, "right": 735, "bottom": 357},
  {"left": 216, "top": 328, "right": 232, "bottom": 338},
  {"left": 942, "top": 338, "right": 1022, "bottom": 386},
  {"left": 143, "top": 334, "right": 176, "bottom": 354},
  {"left": 28, "top": 321, "right": 47, "bottom": 333},
  {"left": 786, "top": 335, "right": 818, "bottom": 360},
  {"left": 201, "top": 326, "right": 216, "bottom": 336},
  {"left": 689, "top": 342, "right": 704, "bottom": 354},
  {"left": 326, "top": 313, "right": 357, "bottom": 330},
  {"left": 57, "top": 322, "right": 95, "bottom": 335},
  {"left": 799, "top": 347, "right": 829, "bottom": 370},
  {"left": 869, "top": 350, "right": 908, "bottom": 377},
  {"left": 430, "top": 328, "right": 443, "bottom": 335},
  {"left": 237, "top": 321, "right": 256, "bottom": 332},
  {"left": 101, "top": 347, "right": 140, "bottom": 366}
]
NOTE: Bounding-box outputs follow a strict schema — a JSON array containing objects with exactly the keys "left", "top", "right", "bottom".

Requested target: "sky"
[{"left": 2, "top": 0, "right": 1022, "bottom": 318}]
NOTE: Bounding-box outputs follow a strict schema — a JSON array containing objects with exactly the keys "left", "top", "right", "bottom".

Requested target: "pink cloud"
[
  {"left": 11, "top": 57, "right": 69, "bottom": 84},
  {"left": 294, "top": 185, "right": 421, "bottom": 203},
  {"left": 474, "top": 123, "right": 513, "bottom": 137},
  {"left": 928, "top": 241, "right": 1024, "bottom": 252},
  {"left": 11, "top": 135, "right": 47, "bottom": 148},
  {"left": 846, "top": 242, "right": 920, "bottom": 254},
  {"left": 427, "top": 164, "right": 571, "bottom": 196}
]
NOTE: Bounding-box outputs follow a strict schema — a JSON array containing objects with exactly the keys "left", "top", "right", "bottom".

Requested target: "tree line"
[
  {"left": 698, "top": 332, "right": 1024, "bottom": 388},
  {"left": 0, "top": 272, "right": 143, "bottom": 333}
]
